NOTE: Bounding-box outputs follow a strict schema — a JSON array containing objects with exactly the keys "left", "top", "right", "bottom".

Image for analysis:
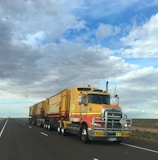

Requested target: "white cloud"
[
  {"left": 95, "top": 24, "right": 120, "bottom": 39},
  {"left": 120, "top": 13, "right": 158, "bottom": 58},
  {"left": 110, "top": 67, "right": 158, "bottom": 118},
  {"left": 115, "top": 67, "right": 158, "bottom": 87},
  {"left": 0, "top": 38, "right": 137, "bottom": 99},
  {"left": 0, "top": 0, "right": 87, "bottom": 46}
]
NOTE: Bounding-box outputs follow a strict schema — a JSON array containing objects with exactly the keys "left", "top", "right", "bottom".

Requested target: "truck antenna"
[{"left": 114, "top": 83, "right": 117, "bottom": 96}]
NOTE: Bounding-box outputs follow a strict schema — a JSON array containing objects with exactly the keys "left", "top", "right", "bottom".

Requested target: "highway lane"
[{"left": 0, "top": 118, "right": 157, "bottom": 160}]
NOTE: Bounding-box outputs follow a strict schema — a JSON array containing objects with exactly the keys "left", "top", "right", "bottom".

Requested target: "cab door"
[{"left": 79, "top": 95, "right": 88, "bottom": 117}]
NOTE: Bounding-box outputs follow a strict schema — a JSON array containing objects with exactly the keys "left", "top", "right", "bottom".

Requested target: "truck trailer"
[
  {"left": 29, "top": 82, "right": 131, "bottom": 143},
  {"left": 29, "top": 101, "right": 46, "bottom": 126}
]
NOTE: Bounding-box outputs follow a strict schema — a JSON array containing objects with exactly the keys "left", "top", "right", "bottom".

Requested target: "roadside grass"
[
  {"left": 131, "top": 129, "right": 158, "bottom": 145},
  {"left": 131, "top": 119, "right": 158, "bottom": 145}
]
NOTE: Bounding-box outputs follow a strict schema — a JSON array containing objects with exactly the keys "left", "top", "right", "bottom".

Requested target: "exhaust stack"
[{"left": 106, "top": 81, "right": 108, "bottom": 92}]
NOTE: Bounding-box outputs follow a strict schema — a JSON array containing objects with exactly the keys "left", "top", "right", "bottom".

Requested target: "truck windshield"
[{"left": 88, "top": 94, "right": 110, "bottom": 104}]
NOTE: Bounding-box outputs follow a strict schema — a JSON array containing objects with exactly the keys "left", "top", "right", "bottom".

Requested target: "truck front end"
[
  {"left": 88, "top": 108, "right": 131, "bottom": 142},
  {"left": 78, "top": 82, "right": 131, "bottom": 143}
]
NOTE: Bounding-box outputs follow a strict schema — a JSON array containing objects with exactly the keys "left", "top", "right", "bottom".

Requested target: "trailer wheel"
[
  {"left": 57, "top": 123, "right": 61, "bottom": 134},
  {"left": 80, "top": 125, "right": 89, "bottom": 143},
  {"left": 48, "top": 125, "right": 51, "bottom": 130},
  {"left": 61, "top": 123, "right": 66, "bottom": 136}
]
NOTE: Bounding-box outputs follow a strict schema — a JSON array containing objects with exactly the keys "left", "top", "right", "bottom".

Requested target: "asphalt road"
[{"left": 0, "top": 118, "right": 158, "bottom": 160}]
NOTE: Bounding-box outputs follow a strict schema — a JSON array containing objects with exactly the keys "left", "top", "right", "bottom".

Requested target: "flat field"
[{"left": 131, "top": 119, "right": 158, "bottom": 146}]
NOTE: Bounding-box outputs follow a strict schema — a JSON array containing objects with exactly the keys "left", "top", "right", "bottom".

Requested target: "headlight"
[
  {"left": 124, "top": 123, "right": 131, "bottom": 128},
  {"left": 94, "top": 123, "right": 101, "bottom": 127},
  {"left": 124, "top": 123, "right": 128, "bottom": 127}
]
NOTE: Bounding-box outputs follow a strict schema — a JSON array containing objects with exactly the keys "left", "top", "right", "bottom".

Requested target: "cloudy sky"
[{"left": 0, "top": 0, "right": 158, "bottom": 118}]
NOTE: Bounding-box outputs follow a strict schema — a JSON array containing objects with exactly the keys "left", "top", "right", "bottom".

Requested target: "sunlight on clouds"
[
  {"left": 115, "top": 67, "right": 158, "bottom": 85},
  {"left": 21, "top": 31, "right": 46, "bottom": 46},
  {"left": 120, "top": 13, "right": 158, "bottom": 58}
]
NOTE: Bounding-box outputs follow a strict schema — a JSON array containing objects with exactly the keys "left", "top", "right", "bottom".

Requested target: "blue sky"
[{"left": 0, "top": 0, "right": 158, "bottom": 118}]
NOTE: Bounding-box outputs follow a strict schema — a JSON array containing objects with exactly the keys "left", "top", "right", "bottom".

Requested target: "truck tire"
[
  {"left": 48, "top": 124, "right": 51, "bottom": 130},
  {"left": 80, "top": 125, "right": 89, "bottom": 143},
  {"left": 57, "top": 123, "right": 61, "bottom": 134},
  {"left": 114, "top": 140, "right": 122, "bottom": 144},
  {"left": 61, "top": 126, "right": 66, "bottom": 136}
]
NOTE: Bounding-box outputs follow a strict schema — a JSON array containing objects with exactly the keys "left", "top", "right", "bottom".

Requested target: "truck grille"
[
  {"left": 107, "top": 120, "right": 122, "bottom": 129},
  {"left": 92, "top": 109, "right": 131, "bottom": 132},
  {"left": 106, "top": 111, "right": 122, "bottom": 130}
]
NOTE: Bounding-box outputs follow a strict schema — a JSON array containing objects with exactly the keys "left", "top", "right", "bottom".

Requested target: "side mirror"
[
  {"left": 111, "top": 95, "right": 119, "bottom": 105},
  {"left": 78, "top": 95, "right": 82, "bottom": 105},
  {"left": 115, "top": 95, "right": 119, "bottom": 105},
  {"left": 78, "top": 95, "right": 87, "bottom": 106}
]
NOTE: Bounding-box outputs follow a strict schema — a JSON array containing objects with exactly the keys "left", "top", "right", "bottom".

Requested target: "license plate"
[
  {"left": 94, "top": 131, "right": 105, "bottom": 136},
  {"left": 116, "top": 132, "right": 122, "bottom": 137}
]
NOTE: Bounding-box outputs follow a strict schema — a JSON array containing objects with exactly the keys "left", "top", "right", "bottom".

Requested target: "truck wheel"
[
  {"left": 48, "top": 125, "right": 51, "bottom": 130},
  {"left": 61, "top": 127, "right": 66, "bottom": 136},
  {"left": 57, "top": 124, "right": 61, "bottom": 134},
  {"left": 81, "top": 125, "right": 89, "bottom": 143},
  {"left": 61, "top": 123, "right": 66, "bottom": 136},
  {"left": 114, "top": 140, "right": 122, "bottom": 144}
]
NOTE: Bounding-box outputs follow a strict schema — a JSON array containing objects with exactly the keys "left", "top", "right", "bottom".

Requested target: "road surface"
[{"left": 0, "top": 118, "right": 157, "bottom": 160}]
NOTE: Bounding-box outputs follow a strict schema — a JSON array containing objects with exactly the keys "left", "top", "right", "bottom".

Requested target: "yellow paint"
[
  {"left": 46, "top": 89, "right": 71, "bottom": 115},
  {"left": 122, "top": 132, "right": 130, "bottom": 137},
  {"left": 69, "top": 86, "right": 121, "bottom": 120},
  {"left": 93, "top": 131, "right": 105, "bottom": 136}
]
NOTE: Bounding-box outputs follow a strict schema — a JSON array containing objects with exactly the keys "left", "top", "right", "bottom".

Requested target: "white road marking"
[
  {"left": 40, "top": 132, "right": 48, "bottom": 137},
  {"left": 28, "top": 126, "right": 32, "bottom": 128},
  {"left": 122, "top": 143, "right": 158, "bottom": 154},
  {"left": 93, "top": 158, "right": 99, "bottom": 160},
  {"left": 0, "top": 119, "right": 8, "bottom": 138}
]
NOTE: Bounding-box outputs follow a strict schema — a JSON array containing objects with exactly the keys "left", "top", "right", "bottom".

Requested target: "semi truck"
[{"left": 29, "top": 82, "right": 131, "bottom": 143}]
